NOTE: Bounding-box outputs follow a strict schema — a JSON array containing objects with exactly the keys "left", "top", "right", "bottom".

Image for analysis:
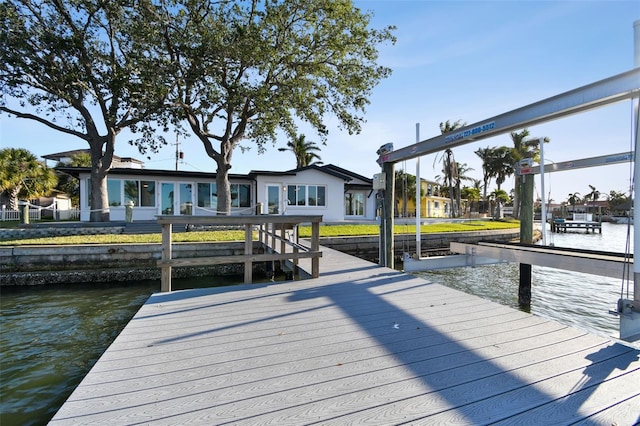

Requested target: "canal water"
[
  {"left": 414, "top": 221, "right": 636, "bottom": 344},
  {"left": 1, "top": 222, "right": 637, "bottom": 425},
  {"left": 0, "top": 275, "right": 252, "bottom": 426}
]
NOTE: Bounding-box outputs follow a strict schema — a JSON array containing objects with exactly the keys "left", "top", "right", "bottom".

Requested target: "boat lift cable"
[
  {"left": 546, "top": 172, "right": 554, "bottom": 247},
  {"left": 621, "top": 98, "right": 639, "bottom": 305},
  {"left": 401, "top": 160, "right": 408, "bottom": 254}
]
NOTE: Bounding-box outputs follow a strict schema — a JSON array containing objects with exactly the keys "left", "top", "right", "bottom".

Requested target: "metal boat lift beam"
[
  {"left": 450, "top": 242, "right": 634, "bottom": 282},
  {"left": 378, "top": 68, "right": 640, "bottom": 165},
  {"left": 528, "top": 151, "right": 634, "bottom": 175}
]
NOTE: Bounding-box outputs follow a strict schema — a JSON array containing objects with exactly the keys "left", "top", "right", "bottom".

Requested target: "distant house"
[
  {"left": 43, "top": 149, "right": 145, "bottom": 169},
  {"left": 396, "top": 178, "right": 452, "bottom": 218},
  {"left": 56, "top": 163, "right": 377, "bottom": 222}
]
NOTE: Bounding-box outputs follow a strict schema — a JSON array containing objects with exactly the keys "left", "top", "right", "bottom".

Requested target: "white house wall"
[
  {"left": 75, "top": 166, "right": 376, "bottom": 222},
  {"left": 78, "top": 172, "right": 255, "bottom": 222},
  {"left": 255, "top": 169, "right": 345, "bottom": 222}
]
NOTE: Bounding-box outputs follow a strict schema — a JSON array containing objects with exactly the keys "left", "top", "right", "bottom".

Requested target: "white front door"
[
  {"left": 179, "top": 183, "right": 193, "bottom": 215},
  {"left": 160, "top": 182, "right": 194, "bottom": 215},
  {"left": 160, "top": 182, "right": 175, "bottom": 215},
  {"left": 266, "top": 185, "right": 281, "bottom": 214}
]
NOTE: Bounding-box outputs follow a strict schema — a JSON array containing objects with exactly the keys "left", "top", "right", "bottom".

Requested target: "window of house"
[
  {"left": 140, "top": 181, "right": 155, "bottom": 207},
  {"left": 197, "top": 182, "right": 217, "bottom": 209},
  {"left": 287, "top": 185, "right": 326, "bottom": 207},
  {"left": 107, "top": 179, "right": 122, "bottom": 206},
  {"left": 230, "top": 183, "right": 251, "bottom": 208},
  {"left": 345, "top": 192, "right": 364, "bottom": 216},
  {"left": 124, "top": 180, "right": 156, "bottom": 207},
  {"left": 87, "top": 178, "right": 91, "bottom": 208},
  {"left": 124, "top": 180, "right": 139, "bottom": 205}
]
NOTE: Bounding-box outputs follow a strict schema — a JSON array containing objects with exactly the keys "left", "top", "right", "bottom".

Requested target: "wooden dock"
[
  {"left": 50, "top": 246, "right": 640, "bottom": 425},
  {"left": 551, "top": 219, "right": 602, "bottom": 233}
]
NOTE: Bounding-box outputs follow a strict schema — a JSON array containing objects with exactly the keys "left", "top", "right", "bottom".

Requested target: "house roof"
[
  {"left": 250, "top": 164, "right": 373, "bottom": 184},
  {"left": 44, "top": 150, "right": 145, "bottom": 165},
  {"left": 246, "top": 170, "right": 298, "bottom": 178},
  {"left": 320, "top": 164, "right": 372, "bottom": 183},
  {"left": 56, "top": 163, "right": 374, "bottom": 188},
  {"left": 55, "top": 167, "right": 248, "bottom": 180}
]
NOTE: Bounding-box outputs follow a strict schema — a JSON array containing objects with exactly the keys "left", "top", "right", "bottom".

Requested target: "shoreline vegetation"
[{"left": 0, "top": 219, "right": 520, "bottom": 246}]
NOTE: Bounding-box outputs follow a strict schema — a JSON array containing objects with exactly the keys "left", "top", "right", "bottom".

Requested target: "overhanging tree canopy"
[
  {"left": 141, "top": 0, "right": 396, "bottom": 214},
  {"left": 0, "top": 0, "right": 171, "bottom": 221}
]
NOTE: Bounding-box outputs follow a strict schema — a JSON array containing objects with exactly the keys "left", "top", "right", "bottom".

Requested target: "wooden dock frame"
[
  {"left": 157, "top": 215, "right": 322, "bottom": 292},
  {"left": 550, "top": 219, "right": 602, "bottom": 234}
]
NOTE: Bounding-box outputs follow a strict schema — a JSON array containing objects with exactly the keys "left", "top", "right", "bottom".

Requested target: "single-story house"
[{"left": 56, "top": 163, "right": 378, "bottom": 222}]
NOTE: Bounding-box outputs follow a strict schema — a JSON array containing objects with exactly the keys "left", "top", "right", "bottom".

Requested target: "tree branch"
[{"left": 0, "top": 106, "right": 89, "bottom": 141}]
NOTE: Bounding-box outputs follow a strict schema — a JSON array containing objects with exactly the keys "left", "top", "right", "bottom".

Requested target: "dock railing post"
[
  {"left": 161, "top": 222, "right": 173, "bottom": 292},
  {"left": 292, "top": 224, "right": 299, "bottom": 267},
  {"left": 311, "top": 219, "right": 320, "bottom": 278},
  {"left": 271, "top": 222, "right": 276, "bottom": 252},
  {"left": 244, "top": 224, "right": 253, "bottom": 284}
]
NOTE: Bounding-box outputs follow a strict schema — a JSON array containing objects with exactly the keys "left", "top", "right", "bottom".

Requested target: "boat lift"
[
  {"left": 403, "top": 149, "right": 635, "bottom": 270},
  {"left": 376, "top": 42, "right": 640, "bottom": 341}
]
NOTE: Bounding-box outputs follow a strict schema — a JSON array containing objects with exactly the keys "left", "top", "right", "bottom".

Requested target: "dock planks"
[{"left": 50, "top": 246, "right": 640, "bottom": 425}]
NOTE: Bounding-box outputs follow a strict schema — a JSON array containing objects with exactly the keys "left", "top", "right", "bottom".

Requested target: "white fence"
[{"left": 0, "top": 205, "right": 80, "bottom": 222}]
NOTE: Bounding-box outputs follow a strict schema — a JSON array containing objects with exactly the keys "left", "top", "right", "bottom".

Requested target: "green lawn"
[
  {"left": 0, "top": 219, "right": 519, "bottom": 246},
  {"left": 298, "top": 220, "right": 519, "bottom": 238}
]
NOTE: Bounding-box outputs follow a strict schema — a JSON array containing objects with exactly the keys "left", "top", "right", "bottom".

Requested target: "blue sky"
[{"left": 1, "top": 0, "right": 639, "bottom": 204}]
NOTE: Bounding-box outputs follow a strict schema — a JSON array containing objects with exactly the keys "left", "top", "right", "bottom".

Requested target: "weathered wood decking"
[{"left": 50, "top": 246, "right": 640, "bottom": 425}]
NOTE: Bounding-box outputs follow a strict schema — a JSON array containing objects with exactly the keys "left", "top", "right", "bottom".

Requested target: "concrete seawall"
[
  {"left": 0, "top": 242, "right": 254, "bottom": 286},
  {"left": 0, "top": 229, "right": 520, "bottom": 286}
]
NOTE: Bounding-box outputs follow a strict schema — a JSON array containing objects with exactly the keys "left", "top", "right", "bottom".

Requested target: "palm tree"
[
  {"left": 489, "top": 188, "right": 510, "bottom": 219},
  {"left": 474, "top": 146, "right": 493, "bottom": 208},
  {"left": 0, "top": 148, "right": 58, "bottom": 210},
  {"left": 454, "top": 162, "right": 474, "bottom": 215},
  {"left": 491, "top": 146, "right": 515, "bottom": 190},
  {"left": 567, "top": 192, "right": 582, "bottom": 215},
  {"left": 435, "top": 119, "right": 466, "bottom": 217},
  {"left": 470, "top": 178, "right": 483, "bottom": 193},
  {"left": 585, "top": 185, "right": 601, "bottom": 218},
  {"left": 607, "top": 190, "right": 630, "bottom": 215},
  {"left": 461, "top": 186, "right": 481, "bottom": 215},
  {"left": 394, "top": 170, "right": 418, "bottom": 217},
  {"left": 278, "top": 134, "right": 323, "bottom": 168}
]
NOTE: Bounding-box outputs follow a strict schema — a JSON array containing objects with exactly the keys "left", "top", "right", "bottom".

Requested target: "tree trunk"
[
  {"left": 88, "top": 139, "right": 113, "bottom": 222},
  {"left": 89, "top": 168, "right": 110, "bottom": 222},
  {"left": 8, "top": 186, "right": 21, "bottom": 211},
  {"left": 216, "top": 162, "right": 232, "bottom": 215}
]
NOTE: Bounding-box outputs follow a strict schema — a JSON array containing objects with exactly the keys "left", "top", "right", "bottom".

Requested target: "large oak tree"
[
  {"left": 142, "top": 0, "right": 395, "bottom": 214},
  {"left": 1, "top": 0, "right": 170, "bottom": 221}
]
